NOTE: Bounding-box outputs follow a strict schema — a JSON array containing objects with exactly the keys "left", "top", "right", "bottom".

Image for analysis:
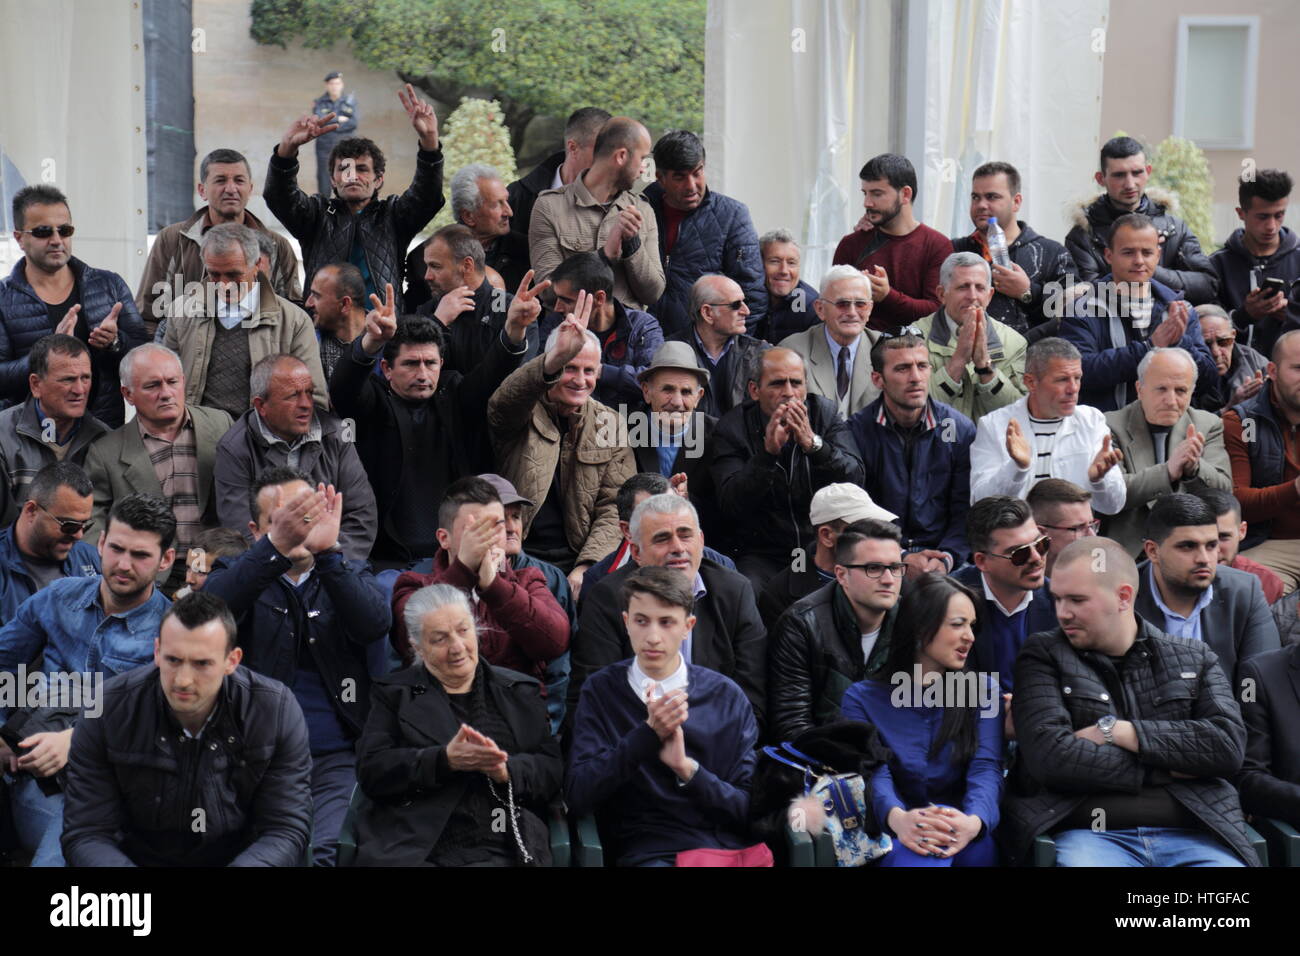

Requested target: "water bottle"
[{"left": 987, "top": 219, "right": 1011, "bottom": 268}]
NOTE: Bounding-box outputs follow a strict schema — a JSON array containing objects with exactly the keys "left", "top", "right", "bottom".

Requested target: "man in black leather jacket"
[
  {"left": 1004, "top": 537, "right": 1258, "bottom": 867},
  {"left": 264, "top": 83, "right": 445, "bottom": 314},
  {"left": 61, "top": 592, "right": 312, "bottom": 867}
]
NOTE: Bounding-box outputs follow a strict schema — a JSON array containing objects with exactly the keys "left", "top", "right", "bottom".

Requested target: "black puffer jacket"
[
  {"left": 767, "top": 582, "right": 899, "bottom": 743},
  {"left": 1003, "top": 619, "right": 1258, "bottom": 866},
  {"left": 643, "top": 183, "right": 767, "bottom": 338},
  {"left": 711, "top": 395, "right": 864, "bottom": 559},
  {"left": 61, "top": 664, "right": 312, "bottom": 867},
  {"left": 1064, "top": 189, "right": 1219, "bottom": 305},
  {"left": 263, "top": 143, "right": 445, "bottom": 314}
]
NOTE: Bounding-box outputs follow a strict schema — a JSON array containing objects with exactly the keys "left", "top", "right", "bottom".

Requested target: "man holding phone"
[{"left": 1212, "top": 168, "right": 1300, "bottom": 357}]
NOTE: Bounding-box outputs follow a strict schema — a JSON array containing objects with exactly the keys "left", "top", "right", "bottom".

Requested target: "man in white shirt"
[{"left": 970, "top": 337, "right": 1126, "bottom": 513}]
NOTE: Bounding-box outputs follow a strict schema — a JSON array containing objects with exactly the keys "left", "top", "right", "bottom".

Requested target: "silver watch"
[
  {"left": 1097, "top": 714, "right": 1117, "bottom": 744},
  {"left": 808, "top": 433, "right": 823, "bottom": 453}
]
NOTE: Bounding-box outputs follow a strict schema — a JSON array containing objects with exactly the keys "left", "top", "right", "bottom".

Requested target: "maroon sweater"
[
  {"left": 391, "top": 550, "right": 570, "bottom": 685},
  {"left": 832, "top": 222, "right": 952, "bottom": 332}
]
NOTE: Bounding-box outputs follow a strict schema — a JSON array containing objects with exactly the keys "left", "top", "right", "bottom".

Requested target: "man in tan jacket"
[
  {"left": 528, "top": 117, "right": 665, "bottom": 311},
  {"left": 164, "top": 222, "right": 327, "bottom": 419},
  {"left": 488, "top": 295, "right": 635, "bottom": 597},
  {"left": 136, "top": 148, "right": 300, "bottom": 337}
]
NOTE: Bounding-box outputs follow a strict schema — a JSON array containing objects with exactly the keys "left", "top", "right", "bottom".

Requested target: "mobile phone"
[{"left": 1262, "top": 276, "right": 1288, "bottom": 297}]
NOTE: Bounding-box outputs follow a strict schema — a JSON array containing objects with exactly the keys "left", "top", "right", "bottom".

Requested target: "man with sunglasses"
[
  {"left": 1, "top": 185, "right": 148, "bottom": 428},
  {"left": 954, "top": 496, "right": 1056, "bottom": 693},
  {"left": 665, "top": 274, "right": 766, "bottom": 418},
  {"left": 0, "top": 463, "right": 100, "bottom": 626},
  {"left": 768, "top": 518, "right": 905, "bottom": 743},
  {"left": 1197, "top": 305, "right": 1268, "bottom": 412},
  {"left": 780, "top": 266, "right": 882, "bottom": 418},
  {"left": 0, "top": 493, "right": 176, "bottom": 866}
]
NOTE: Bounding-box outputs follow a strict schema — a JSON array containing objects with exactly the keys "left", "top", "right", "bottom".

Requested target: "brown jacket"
[
  {"left": 135, "top": 206, "right": 301, "bottom": 336},
  {"left": 162, "top": 274, "right": 328, "bottom": 411},
  {"left": 528, "top": 176, "right": 665, "bottom": 310},
  {"left": 488, "top": 355, "right": 634, "bottom": 566}
]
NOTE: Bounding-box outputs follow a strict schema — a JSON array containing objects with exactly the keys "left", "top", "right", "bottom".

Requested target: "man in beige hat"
[{"left": 756, "top": 482, "right": 897, "bottom": 629}]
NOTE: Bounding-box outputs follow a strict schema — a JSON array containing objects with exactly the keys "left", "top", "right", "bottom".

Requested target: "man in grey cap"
[
  {"left": 312, "top": 71, "right": 359, "bottom": 196},
  {"left": 632, "top": 340, "right": 723, "bottom": 545},
  {"left": 757, "top": 483, "right": 897, "bottom": 630}
]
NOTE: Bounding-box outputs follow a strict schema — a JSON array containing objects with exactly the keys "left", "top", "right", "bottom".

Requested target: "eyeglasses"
[
  {"left": 36, "top": 502, "right": 94, "bottom": 536},
  {"left": 831, "top": 298, "right": 872, "bottom": 311},
  {"left": 18, "top": 224, "right": 75, "bottom": 239},
  {"left": 1210, "top": 335, "right": 1236, "bottom": 347},
  {"left": 982, "top": 534, "right": 1051, "bottom": 567},
  {"left": 840, "top": 561, "right": 907, "bottom": 579},
  {"left": 1039, "top": 519, "right": 1101, "bottom": 538},
  {"left": 707, "top": 299, "right": 745, "bottom": 311}
]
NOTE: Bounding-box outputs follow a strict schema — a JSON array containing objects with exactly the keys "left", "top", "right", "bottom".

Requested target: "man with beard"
[
  {"left": 305, "top": 263, "right": 369, "bottom": 383},
  {"left": 1135, "top": 493, "right": 1279, "bottom": 684},
  {"left": 831, "top": 153, "right": 953, "bottom": 333},
  {"left": 529, "top": 117, "right": 665, "bottom": 311},
  {"left": 0, "top": 493, "right": 176, "bottom": 865}
]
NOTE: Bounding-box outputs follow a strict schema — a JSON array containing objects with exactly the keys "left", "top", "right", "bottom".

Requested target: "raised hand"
[
  {"left": 543, "top": 307, "right": 592, "bottom": 377},
  {"left": 971, "top": 308, "right": 992, "bottom": 372},
  {"left": 1151, "top": 300, "right": 1188, "bottom": 347},
  {"left": 1088, "top": 433, "right": 1124, "bottom": 482},
  {"left": 645, "top": 687, "right": 689, "bottom": 740},
  {"left": 278, "top": 110, "right": 340, "bottom": 158},
  {"left": 1005, "top": 418, "right": 1031, "bottom": 469},
  {"left": 55, "top": 304, "right": 80, "bottom": 337},
  {"left": 1229, "top": 369, "right": 1266, "bottom": 407},
  {"left": 266, "top": 485, "right": 326, "bottom": 559},
  {"left": 361, "top": 282, "right": 398, "bottom": 355},
  {"left": 398, "top": 83, "right": 439, "bottom": 151},
  {"left": 1166, "top": 423, "right": 1205, "bottom": 482},
  {"left": 668, "top": 472, "right": 690, "bottom": 499},
  {"left": 947, "top": 309, "right": 979, "bottom": 379},
  {"left": 602, "top": 207, "right": 642, "bottom": 259},
  {"left": 456, "top": 511, "right": 500, "bottom": 578},
  {"left": 88, "top": 301, "right": 121, "bottom": 350},
  {"left": 867, "top": 264, "right": 890, "bottom": 303},
  {"left": 782, "top": 399, "right": 817, "bottom": 451},
  {"left": 763, "top": 406, "right": 792, "bottom": 455},
  {"left": 504, "top": 269, "right": 553, "bottom": 343},
  {"left": 304, "top": 484, "right": 343, "bottom": 554}
]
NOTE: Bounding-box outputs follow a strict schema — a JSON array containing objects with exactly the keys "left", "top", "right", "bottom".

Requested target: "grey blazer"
[
  {"left": 779, "top": 324, "right": 881, "bottom": 417},
  {"left": 84, "top": 403, "right": 233, "bottom": 533},
  {"left": 1105, "top": 399, "right": 1232, "bottom": 555},
  {"left": 1136, "top": 560, "right": 1281, "bottom": 685}
]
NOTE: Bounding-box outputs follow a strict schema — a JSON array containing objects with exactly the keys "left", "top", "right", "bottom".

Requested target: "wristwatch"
[
  {"left": 808, "top": 433, "right": 824, "bottom": 453},
  {"left": 1097, "top": 714, "right": 1117, "bottom": 745},
  {"left": 974, "top": 365, "right": 994, "bottom": 377},
  {"left": 1019, "top": 289, "right": 1034, "bottom": 305}
]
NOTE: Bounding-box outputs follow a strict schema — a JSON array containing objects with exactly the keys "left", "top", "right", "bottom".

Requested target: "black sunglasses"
[
  {"left": 19, "top": 224, "right": 75, "bottom": 239},
  {"left": 982, "top": 534, "right": 1050, "bottom": 567},
  {"left": 37, "top": 502, "right": 94, "bottom": 537},
  {"left": 707, "top": 299, "right": 745, "bottom": 311}
]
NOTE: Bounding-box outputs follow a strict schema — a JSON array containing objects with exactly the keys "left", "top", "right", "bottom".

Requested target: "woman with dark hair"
[{"left": 840, "top": 572, "right": 1003, "bottom": 866}]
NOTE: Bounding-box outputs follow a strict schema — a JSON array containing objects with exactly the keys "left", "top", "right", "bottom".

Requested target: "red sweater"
[
  {"left": 832, "top": 222, "right": 952, "bottom": 331},
  {"left": 391, "top": 549, "right": 570, "bottom": 684}
]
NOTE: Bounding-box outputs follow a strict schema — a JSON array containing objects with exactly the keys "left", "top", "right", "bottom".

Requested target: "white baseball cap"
[{"left": 809, "top": 483, "right": 898, "bottom": 527}]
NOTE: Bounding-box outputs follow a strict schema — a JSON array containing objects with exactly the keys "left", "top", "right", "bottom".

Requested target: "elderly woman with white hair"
[{"left": 355, "top": 583, "right": 561, "bottom": 866}]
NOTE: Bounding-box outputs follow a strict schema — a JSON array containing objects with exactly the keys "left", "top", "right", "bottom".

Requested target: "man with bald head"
[
  {"left": 529, "top": 116, "right": 665, "bottom": 310},
  {"left": 1224, "top": 329, "right": 1300, "bottom": 592},
  {"left": 1104, "top": 346, "right": 1232, "bottom": 555},
  {"left": 665, "top": 273, "right": 767, "bottom": 418},
  {"left": 1003, "top": 536, "right": 1257, "bottom": 867},
  {"left": 711, "top": 346, "right": 864, "bottom": 588},
  {"left": 84, "top": 344, "right": 232, "bottom": 591},
  {"left": 1197, "top": 304, "right": 1267, "bottom": 412},
  {"left": 214, "top": 353, "right": 378, "bottom": 560}
]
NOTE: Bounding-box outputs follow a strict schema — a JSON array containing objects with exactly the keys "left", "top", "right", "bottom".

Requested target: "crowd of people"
[{"left": 1, "top": 82, "right": 1298, "bottom": 868}]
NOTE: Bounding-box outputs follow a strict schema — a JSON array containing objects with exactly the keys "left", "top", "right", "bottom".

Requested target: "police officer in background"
[{"left": 313, "top": 71, "right": 359, "bottom": 196}]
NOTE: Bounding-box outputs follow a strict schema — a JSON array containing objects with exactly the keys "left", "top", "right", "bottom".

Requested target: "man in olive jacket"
[
  {"left": 1005, "top": 537, "right": 1258, "bottom": 867},
  {"left": 487, "top": 307, "right": 635, "bottom": 598}
]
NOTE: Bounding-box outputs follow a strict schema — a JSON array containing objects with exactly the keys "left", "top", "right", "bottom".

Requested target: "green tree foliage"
[
  {"left": 250, "top": 0, "right": 705, "bottom": 152},
  {"left": 429, "top": 97, "right": 518, "bottom": 231}
]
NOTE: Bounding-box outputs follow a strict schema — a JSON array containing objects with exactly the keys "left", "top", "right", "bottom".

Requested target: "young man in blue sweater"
[{"left": 566, "top": 565, "right": 758, "bottom": 866}]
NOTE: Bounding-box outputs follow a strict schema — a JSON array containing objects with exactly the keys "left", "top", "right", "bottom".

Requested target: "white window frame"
[{"left": 1172, "top": 15, "right": 1259, "bottom": 150}]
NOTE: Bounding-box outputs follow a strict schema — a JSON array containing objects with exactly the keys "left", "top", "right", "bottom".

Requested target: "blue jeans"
[
  {"left": 5, "top": 774, "right": 64, "bottom": 866},
  {"left": 310, "top": 750, "right": 357, "bottom": 867},
  {"left": 1054, "top": 827, "right": 1245, "bottom": 867},
  {"left": 879, "top": 828, "right": 999, "bottom": 867}
]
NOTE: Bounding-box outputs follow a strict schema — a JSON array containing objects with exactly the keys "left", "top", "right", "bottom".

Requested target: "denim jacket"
[{"left": 0, "top": 522, "right": 100, "bottom": 626}]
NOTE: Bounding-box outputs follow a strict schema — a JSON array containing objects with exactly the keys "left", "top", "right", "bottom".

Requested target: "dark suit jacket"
[
  {"left": 629, "top": 410, "right": 722, "bottom": 546},
  {"left": 355, "top": 662, "right": 561, "bottom": 866},
  {"left": 1237, "top": 643, "right": 1300, "bottom": 827},
  {"left": 568, "top": 557, "right": 767, "bottom": 731},
  {"left": 1135, "top": 561, "right": 1281, "bottom": 684},
  {"left": 83, "top": 403, "right": 232, "bottom": 533}
]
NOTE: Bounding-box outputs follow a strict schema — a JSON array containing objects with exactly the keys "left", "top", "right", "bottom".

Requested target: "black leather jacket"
[
  {"left": 1003, "top": 619, "right": 1259, "bottom": 866},
  {"left": 264, "top": 143, "right": 445, "bottom": 313},
  {"left": 61, "top": 665, "right": 312, "bottom": 867}
]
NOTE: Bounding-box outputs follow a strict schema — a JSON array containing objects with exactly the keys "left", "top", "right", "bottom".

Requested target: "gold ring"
[{"left": 303, "top": 515, "right": 313, "bottom": 524}]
